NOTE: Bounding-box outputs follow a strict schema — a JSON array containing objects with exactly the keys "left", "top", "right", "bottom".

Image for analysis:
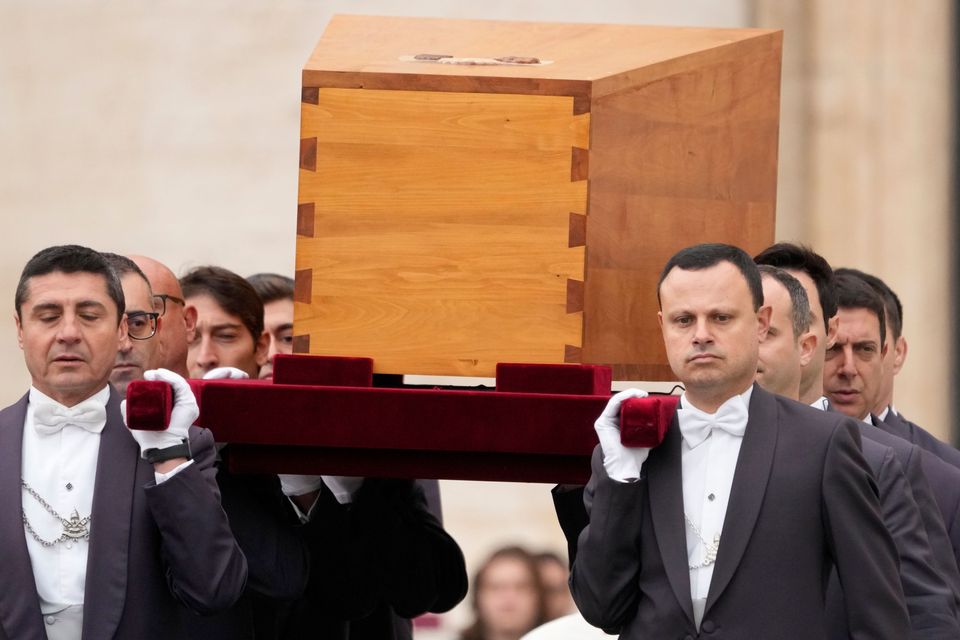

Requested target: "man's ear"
[
  {"left": 798, "top": 331, "right": 818, "bottom": 368},
  {"left": 825, "top": 315, "right": 839, "bottom": 350},
  {"left": 14, "top": 313, "right": 23, "bottom": 350},
  {"left": 254, "top": 331, "right": 270, "bottom": 367},
  {"left": 117, "top": 315, "right": 128, "bottom": 343},
  {"left": 892, "top": 336, "right": 908, "bottom": 374},
  {"left": 183, "top": 305, "right": 198, "bottom": 343},
  {"left": 657, "top": 311, "right": 664, "bottom": 330},
  {"left": 756, "top": 305, "right": 772, "bottom": 341}
]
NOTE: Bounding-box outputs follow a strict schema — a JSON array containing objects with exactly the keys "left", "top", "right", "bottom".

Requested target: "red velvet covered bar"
[{"left": 126, "top": 358, "right": 676, "bottom": 483}]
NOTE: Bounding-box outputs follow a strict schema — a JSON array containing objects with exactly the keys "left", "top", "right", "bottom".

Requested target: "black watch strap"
[{"left": 143, "top": 439, "right": 192, "bottom": 465}]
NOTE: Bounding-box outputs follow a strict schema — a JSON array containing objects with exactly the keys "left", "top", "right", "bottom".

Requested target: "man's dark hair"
[
  {"left": 835, "top": 272, "right": 886, "bottom": 346},
  {"left": 758, "top": 265, "right": 811, "bottom": 338},
  {"left": 247, "top": 273, "right": 294, "bottom": 305},
  {"left": 754, "top": 243, "right": 837, "bottom": 331},
  {"left": 102, "top": 253, "right": 152, "bottom": 292},
  {"left": 181, "top": 266, "right": 264, "bottom": 342},
  {"left": 15, "top": 245, "right": 125, "bottom": 323},
  {"left": 835, "top": 268, "right": 903, "bottom": 340},
  {"left": 657, "top": 243, "right": 763, "bottom": 310}
]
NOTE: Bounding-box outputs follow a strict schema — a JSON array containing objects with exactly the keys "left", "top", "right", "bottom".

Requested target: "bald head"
[{"left": 128, "top": 255, "right": 197, "bottom": 377}]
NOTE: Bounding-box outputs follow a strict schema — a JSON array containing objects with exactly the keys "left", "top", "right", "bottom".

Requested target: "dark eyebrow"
[
  {"left": 274, "top": 322, "right": 294, "bottom": 332},
  {"left": 210, "top": 322, "right": 244, "bottom": 332},
  {"left": 77, "top": 300, "right": 108, "bottom": 309},
  {"left": 30, "top": 302, "right": 63, "bottom": 315}
]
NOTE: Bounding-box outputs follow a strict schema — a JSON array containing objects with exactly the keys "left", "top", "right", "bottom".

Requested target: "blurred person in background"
[
  {"left": 461, "top": 546, "right": 547, "bottom": 640},
  {"left": 246, "top": 273, "right": 294, "bottom": 382},
  {"left": 533, "top": 552, "right": 575, "bottom": 621}
]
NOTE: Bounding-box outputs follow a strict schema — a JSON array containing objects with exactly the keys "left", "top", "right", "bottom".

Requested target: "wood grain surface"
[
  {"left": 583, "top": 31, "right": 781, "bottom": 379},
  {"left": 303, "top": 15, "right": 781, "bottom": 101},
  {"left": 295, "top": 18, "right": 782, "bottom": 380},
  {"left": 296, "top": 88, "right": 588, "bottom": 376}
]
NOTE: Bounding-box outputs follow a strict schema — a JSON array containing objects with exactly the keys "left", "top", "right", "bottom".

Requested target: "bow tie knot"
[
  {"left": 33, "top": 398, "right": 107, "bottom": 436},
  {"left": 678, "top": 396, "right": 748, "bottom": 449}
]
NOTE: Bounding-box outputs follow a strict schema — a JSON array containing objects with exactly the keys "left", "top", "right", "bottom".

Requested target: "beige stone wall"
[{"left": 756, "top": 0, "right": 955, "bottom": 438}]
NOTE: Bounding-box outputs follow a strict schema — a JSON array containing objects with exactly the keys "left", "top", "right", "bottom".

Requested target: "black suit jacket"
[
  {"left": 179, "top": 464, "right": 311, "bottom": 640},
  {"left": 874, "top": 411, "right": 960, "bottom": 570},
  {"left": 881, "top": 410, "right": 960, "bottom": 470},
  {"left": 278, "top": 478, "right": 468, "bottom": 640},
  {"left": 825, "top": 436, "right": 959, "bottom": 637},
  {"left": 0, "top": 389, "right": 247, "bottom": 640},
  {"left": 571, "top": 386, "right": 909, "bottom": 639}
]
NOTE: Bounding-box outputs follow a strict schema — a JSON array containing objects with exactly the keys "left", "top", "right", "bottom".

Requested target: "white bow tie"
[
  {"left": 677, "top": 395, "right": 749, "bottom": 449},
  {"left": 33, "top": 398, "right": 107, "bottom": 436}
]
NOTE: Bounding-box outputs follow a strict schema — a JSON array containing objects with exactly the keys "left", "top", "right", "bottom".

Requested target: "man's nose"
[
  {"left": 117, "top": 327, "right": 134, "bottom": 354},
  {"left": 692, "top": 317, "right": 713, "bottom": 345},
  {"left": 195, "top": 336, "right": 219, "bottom": 369},
  {"left": 56, "top": 313, "right": 82, "bottom": 344},
  {"left": 838, "top": 345, "right": 857, "bottom": 377}
]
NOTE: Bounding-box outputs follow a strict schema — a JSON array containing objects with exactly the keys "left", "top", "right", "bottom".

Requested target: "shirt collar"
[{"left": 29, "top": 385, "right": 110, "bottom": 411}]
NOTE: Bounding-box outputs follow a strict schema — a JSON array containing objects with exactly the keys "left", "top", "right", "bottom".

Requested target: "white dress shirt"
[
  {"left": 22, "top": 386, "right": 109, "bottom": 615},
  {"left": 677, "top": 386, "right": 752, "bottom": 628},
  {"left": 810, "top": 396, "right": 829, "bottom": 412}
]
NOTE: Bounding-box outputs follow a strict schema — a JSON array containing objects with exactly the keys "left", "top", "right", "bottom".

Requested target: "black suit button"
[{"left": 701, "top": 620, "right": 716, "bottom": 633}]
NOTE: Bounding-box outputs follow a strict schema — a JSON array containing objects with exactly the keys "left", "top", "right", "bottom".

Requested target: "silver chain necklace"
[
  {"left": 21, "top": 480, "right": 91, "bottom": 547},
  {"left": 685, "top": 514, "right": 720, "bottom": 570}
]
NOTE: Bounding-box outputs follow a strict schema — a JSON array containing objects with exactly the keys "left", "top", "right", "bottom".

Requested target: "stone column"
[{"left": 754, "top": 0, "right": 955, "bottom": 438}]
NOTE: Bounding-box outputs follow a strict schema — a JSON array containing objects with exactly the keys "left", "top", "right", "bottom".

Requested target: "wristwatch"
[{"left": 143, "top": 439, "right": 192, "bottom": 465}]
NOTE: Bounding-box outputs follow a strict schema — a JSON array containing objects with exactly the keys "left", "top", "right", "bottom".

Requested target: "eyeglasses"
[
  {"left": 152, "top": 293, "right": 185, "bottom": 317},
  {"left": 126, "top": 311, "right": 160, "bottom": 340}
]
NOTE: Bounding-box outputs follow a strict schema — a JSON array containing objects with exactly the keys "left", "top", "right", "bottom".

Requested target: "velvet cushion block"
[
  {"left": 620, "top": 394, "right": 678, "bottom": 448},
  {"left": 125, "top": 380, "right": 173, "bottom": 431}
]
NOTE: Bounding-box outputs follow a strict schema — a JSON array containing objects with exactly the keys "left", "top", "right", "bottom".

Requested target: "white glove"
[
  {"left": 278, "top": 474, "right": 325, "bottom": 497},
  {"left": 322, "top": 476, "right": 364, "bottom": 504},
  {"left": 121, "top": 368, "right": 198, "bottom": 456},
  {"left": 595, "top": 388, "right": 651, "bottom": 483},
  {"left": 202, "top": 367, "right": 249, "bottom": 380}
]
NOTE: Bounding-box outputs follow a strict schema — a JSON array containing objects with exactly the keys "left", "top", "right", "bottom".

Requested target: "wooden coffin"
[{"left": 295, "top": 15, "right": 781, "bottom": 380}]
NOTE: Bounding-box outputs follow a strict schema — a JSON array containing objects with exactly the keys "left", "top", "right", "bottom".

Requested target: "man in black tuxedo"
[
  {"left": 755, "top": 266, "right": 960, "bottom": 635},
  {"left": 571, "top": 243, "right": 908, "bottom": 639},
  {"left": 833, "top": 267, "right": 960, "bottom": 469},
  {"left": 0, "top": 245, "right": 247, "bottom": 639},
  {"left": 755, "top": 245, "right": 960, "bottom": 611}
]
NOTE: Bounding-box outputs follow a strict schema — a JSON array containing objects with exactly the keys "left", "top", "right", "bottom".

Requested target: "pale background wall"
[{"left": 0, "top": 1, "right": 953, "bottom": 637}]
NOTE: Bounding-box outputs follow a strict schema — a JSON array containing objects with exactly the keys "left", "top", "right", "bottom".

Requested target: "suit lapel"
[
  {"left": 704, "top": 384, "right": 778, "bottom": 613},
  {"left": 646, "top": 413, "right": 695, "bottom": 626},
  {"left": 0, "top": 394, "right": 46, "bottom": 640},
  {"left": 82, "top": 389, "right": 140, "bottom": 640},
  {"left": 880, "top": 409, "right": 911, "bottom": 440}
]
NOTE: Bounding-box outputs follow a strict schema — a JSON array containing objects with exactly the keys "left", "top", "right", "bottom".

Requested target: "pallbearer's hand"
[{"left": 595, "top": 388, "right": 651, "bottom": 483}]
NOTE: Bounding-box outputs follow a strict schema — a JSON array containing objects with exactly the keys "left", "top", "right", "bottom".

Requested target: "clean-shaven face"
[
  {"left": 823, "top": 307, "right": 886, "bottom": 419},
  {"left": 756, "top": 276, "right": 803, "bottom": 398},
  {"left": 110, "top": 273, "right": 160, "bottom": 398},
  {"left": 17, "top": 271, "right": 125, "bottom": 406},
  {"left": 658, "top": 261, "right": 768, "bottom": 410}
]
